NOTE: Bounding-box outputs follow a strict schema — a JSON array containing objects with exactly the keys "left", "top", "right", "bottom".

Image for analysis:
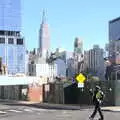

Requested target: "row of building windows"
[
  {"left": 0, "top": 31, "right": 20, "bottom": 37},
  {"left": 0, "top": 38, "right": 23, "bottom": 45}
]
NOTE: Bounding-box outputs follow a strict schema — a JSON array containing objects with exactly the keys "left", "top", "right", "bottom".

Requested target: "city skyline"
[{"left": 22, "top": 0, "right": 120, "bottom": 52}]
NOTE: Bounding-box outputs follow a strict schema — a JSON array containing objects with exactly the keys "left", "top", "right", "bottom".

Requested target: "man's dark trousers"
[{"left": 91, "top": 102, "right": 104, "bottom": 120}]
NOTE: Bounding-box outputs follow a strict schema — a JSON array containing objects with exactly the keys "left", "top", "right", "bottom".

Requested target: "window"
[
  {"left": 8, "top": 38, "right": 14, "bottom": 44},
  {"left": 8, "top": 31, "right": 14, "bottom": 36},
  {"left": 17, "top": 38, "right": 23, "bottom": 45},
  {"left": 16, "top": 32, "right": 20, "bottom": 36},
  {"left": 0, "top": 38, "right": 5, "bottom": 44},
  {"left": 0, "top": 31, "right": 5, "bottom": 35}
]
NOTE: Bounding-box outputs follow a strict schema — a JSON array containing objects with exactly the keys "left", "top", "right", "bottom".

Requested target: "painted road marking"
[
  {"left": 0, "top": 111, "right": 7, "bottom": 114},
  {"left": 7, "top": 109, "right": 22, "bottom": 113}
]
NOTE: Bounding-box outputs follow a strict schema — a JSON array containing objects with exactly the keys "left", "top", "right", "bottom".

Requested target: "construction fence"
[
  {"left": 0, "top": 80, "right": 120, "bottom": 106},
  {"left": 43, "top": 80, "right": 120, "bottom": 106}
]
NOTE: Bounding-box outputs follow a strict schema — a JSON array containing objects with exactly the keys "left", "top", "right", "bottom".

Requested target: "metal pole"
[
  {"left": 111, "top": 72, "right": 113, "bottom": 80},
  {"left": 79, "top": 88, "right": 81, "bottom": 110},
  {"left": 116, "top": 71, "right": 117, "bottom": 81}
]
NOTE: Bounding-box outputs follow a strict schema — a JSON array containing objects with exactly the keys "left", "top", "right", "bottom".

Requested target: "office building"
[
  {"left": 84, "top": 45, "right": 105, "bottom": 79},
  {"left": 0, "top": 0, "right": 26, "bottom": 74},
  {"left": 109, "top": 17, "right": 120, "bottom": 41},
  {"left": 109, "top": 17, "right": 120, "bottom": 64},
  {"left": 0, "top": 0, "right": 21, "bottom": 31}
]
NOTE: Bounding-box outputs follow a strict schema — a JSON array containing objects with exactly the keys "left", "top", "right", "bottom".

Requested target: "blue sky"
[{"left": 22, "top": 0, "right": 120, "bottom": 52}]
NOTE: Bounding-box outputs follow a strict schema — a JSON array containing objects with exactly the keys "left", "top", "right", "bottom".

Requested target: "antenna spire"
[{"left": 42, "top": 9, "right": 46, "bottom": 24}]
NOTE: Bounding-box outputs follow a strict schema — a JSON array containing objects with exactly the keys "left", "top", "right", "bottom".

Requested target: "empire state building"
[{"left": 39, "top": 11, "right": 50, "bottom": 58}]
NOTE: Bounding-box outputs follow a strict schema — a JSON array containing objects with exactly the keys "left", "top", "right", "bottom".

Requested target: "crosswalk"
[
  {"left": 0, "top": 108, "right": 57, "bottom": 115},
  {"left": 0, "top": 111, "right": 7, "bottom": 114},
  {"left": 7, "top": 109, "right": 23, "bottom": 113}
]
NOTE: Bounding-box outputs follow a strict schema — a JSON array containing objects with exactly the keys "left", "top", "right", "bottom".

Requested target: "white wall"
[
  {"left": 29, "top": 63, "right": 57, "bottom": 81},
  {"left": 36, "top": 64, "right": 49, "bottom": 77},
  {"left": 0, "top": 75, "right": 47, "bottom": 86}
]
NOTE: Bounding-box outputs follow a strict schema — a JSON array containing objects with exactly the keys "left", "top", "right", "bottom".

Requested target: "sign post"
[
  {"left": 75, "top": 73, "right": 86, "bottom": 88},
  {"left": 75, "top": 73, "right": 86, "bottom": 109}
]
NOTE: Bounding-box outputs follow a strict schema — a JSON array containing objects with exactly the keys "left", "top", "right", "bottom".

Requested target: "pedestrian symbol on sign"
[{"left": 75, "top": 73, "right": 86, "bottom": 83}]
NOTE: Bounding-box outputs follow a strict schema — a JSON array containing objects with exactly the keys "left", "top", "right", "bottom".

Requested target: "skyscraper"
[
  {"left": 0, "top": 0, "right": 21, "bottom": 31},
  {"left": 109, "top": 17, "right": 120, "bottom": 41},
  {"left": 39, "top": 11, "right": 50, "bottom": 58},
  {"left": 0, "top": 0, "right": 25, "bottom": 74},
  {"left": 74, "top": 37, "right": 83, "bottom": 54},
  {"left": 73, "top": 37, "right": 84, "bottom": 73},
  {"left": 84, "top": 45, "right": 105, "bottom": 79},
  {"left": 109, "top": 17, "right": 120, "bottom": 64}
]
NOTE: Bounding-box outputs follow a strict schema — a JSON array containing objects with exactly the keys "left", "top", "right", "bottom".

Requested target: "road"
[{"left": 0, "top": 105, "right": 119, "bottom": 120}]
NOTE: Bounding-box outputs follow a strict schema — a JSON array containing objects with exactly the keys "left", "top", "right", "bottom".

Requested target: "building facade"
[
  {"left": 109, "top": 17, "right": 120, "bottom": 64},
  {"left": 0, "top": 0, "right": 21, "bottom": 31},
  {"left": 54, "top": 58, "right": 66, "bottom": 77},
  {"left": 66, "top": 58, "right": 75, "bottom": 78},
  {"left": 84, "top": 45, "right": 105, "bottom": 79},
  {"left": 0, "top": 0, "right": 25, "bottom": 74},
  {"left": 109, "top": 17, "right": 120, "bottom": 41},
  {"left": 73, "top": 37, "right": 84, "bottom": 73},
  {"left": 28, "top": 51, "right": 57, "bottom": 83},
  {"left": 29, "top": 63, "right": 57, "bottom": 77}
]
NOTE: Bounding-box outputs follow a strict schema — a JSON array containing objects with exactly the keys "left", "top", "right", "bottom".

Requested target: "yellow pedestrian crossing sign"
[{"left": 75, "top": 73, "right": 86, "bottom": 83}]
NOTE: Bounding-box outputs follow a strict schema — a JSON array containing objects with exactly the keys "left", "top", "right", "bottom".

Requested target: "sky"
[{"left": 22, "top": 0, "right": 120, "bottom": 52}]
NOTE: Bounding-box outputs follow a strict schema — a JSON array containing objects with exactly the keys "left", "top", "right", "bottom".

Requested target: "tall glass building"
[
  {"left": 0, "top": 0, "right": 21, "bottom": 31},
  {"left": 0, "top": 0, "right": 25, "bottom": 74}
]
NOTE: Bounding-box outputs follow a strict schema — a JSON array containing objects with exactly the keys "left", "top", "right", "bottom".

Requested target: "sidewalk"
[
  {"left": 0, "top": 100, "right": 120, "bottom": 112},
  {"left": 17, "top": 101, "right": 120, "bottom": 112},
  {"left": 0, "top": 100, "right": 92, "bottom": 110},
  {"left": 102, "top": 106, "right": 120, "bottom": 112}
]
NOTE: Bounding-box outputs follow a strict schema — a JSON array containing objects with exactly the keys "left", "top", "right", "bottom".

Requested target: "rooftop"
[{"left": 109, "top": 16, "right": 120, "bottom": 24}]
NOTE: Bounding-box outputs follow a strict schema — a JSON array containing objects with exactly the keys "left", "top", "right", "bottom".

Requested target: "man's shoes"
[
  {"left": 89, "top": 117, "right": 93, "bottom": 120},
  {"left": 98, "top": 118, "right": 103, "bottom": 120}
]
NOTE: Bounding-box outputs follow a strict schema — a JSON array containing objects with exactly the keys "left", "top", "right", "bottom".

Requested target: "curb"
[
  {"left": 1, "top": 101, "right": 81, "bottom": 110},
  {"left": 102, "top": 109, "right": 120, "bottom": 112},
  {"left": 1, "top": 100, "right": 120, "bottom": 112},
  {"left": 5, "top": 103, "right": 81, "bottom": 110}
]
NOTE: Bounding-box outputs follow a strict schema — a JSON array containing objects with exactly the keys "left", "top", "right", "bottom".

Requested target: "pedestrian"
[{"left": 89, "top": 86, "right": 105, "bottom": 120}]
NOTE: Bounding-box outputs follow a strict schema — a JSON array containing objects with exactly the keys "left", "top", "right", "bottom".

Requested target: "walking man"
[{"left": 89, "top": 86, "right": 104, "bottom": 120}]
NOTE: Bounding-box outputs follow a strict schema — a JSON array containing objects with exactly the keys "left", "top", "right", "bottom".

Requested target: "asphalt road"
[{"left": 0, "top": 105, "right": 120, "bottom": 120}]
